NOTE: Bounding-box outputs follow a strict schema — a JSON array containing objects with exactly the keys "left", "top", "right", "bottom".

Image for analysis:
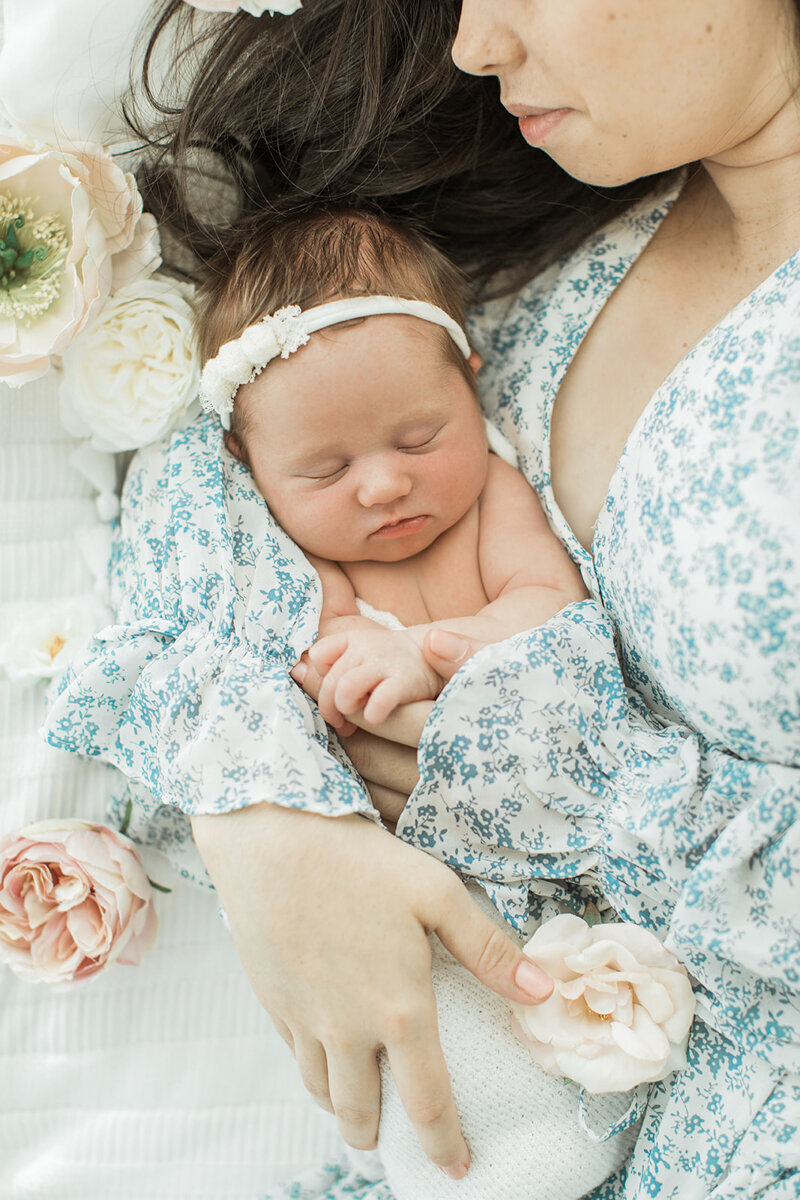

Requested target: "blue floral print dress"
[{"left": 46, "top": 182, "right": 799, "bottom": 1199}]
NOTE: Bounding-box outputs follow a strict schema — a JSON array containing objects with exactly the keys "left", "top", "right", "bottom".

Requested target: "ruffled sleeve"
[
  {"left": 45, "top": 416, "right": 376, "bottom": 821},
  {"left": 398, "top": 601, "right": 799, "bottom": 1077}
]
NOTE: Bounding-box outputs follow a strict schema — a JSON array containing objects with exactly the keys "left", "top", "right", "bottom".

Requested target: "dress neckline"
[{"left": 539, "top": 179, "right": 800, "bottom": 580}]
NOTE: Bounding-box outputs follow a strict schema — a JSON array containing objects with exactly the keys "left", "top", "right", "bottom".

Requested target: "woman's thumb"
[
  {"left": 434, "top": 887, "right": 553, "bottom": 1006},
  {"left": 422, "top": 628, "right": 486, "bottom": 682}
]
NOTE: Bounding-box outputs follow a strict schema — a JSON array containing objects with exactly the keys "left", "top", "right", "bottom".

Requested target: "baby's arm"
[
  {"left": 307, "top": 554, "right": 362, "bottom": 635},
  {"left": 408, "top": 454, "right": 588, "bottom": 647}
]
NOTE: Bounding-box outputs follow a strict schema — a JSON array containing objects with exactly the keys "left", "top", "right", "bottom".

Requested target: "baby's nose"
[{"left": 356, "top": 458, "right": 413, "bottom": 507}]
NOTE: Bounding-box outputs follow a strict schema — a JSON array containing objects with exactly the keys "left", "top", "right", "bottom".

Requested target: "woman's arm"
[{"left": 191, "top": 802, "right": 553, "bottom": 1173}]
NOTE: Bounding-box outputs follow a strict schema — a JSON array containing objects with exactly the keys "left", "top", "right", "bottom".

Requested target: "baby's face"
[{"left": 235, "top": 314, "right": 488, "bottom": 563}]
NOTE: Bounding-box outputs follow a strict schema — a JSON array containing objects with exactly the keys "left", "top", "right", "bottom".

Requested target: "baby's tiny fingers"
[
  {"left": 362, "top": 678, "right": 405, "bottom": 725},
  {"left": 335, "top": 665, "right": 383, "bottom": 717},
  {"left": 308, "top": 633, "right": 349, "bottom": 675},
  {"left": 317, "top": 673, "right": 348, "bottom": 728}
]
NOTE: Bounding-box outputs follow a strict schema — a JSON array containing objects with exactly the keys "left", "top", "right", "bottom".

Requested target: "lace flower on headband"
[{"left": 199, "top": 305, "right": 309, "bottom": 422}]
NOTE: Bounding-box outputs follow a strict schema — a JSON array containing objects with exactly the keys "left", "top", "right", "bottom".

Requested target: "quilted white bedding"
[{"left": 0, "top": 378, "right": 341, "bottom": 1199}]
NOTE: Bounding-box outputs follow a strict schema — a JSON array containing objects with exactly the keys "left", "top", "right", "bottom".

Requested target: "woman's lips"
[
  {"left": 517, "top": 108, "right": 570, "bottom": 145},
  {"left": 372, "top": 515, "right": 430, "bottom": 539},
  {"left": 503, "top": 103, "right": 571, "bottom": 146}
]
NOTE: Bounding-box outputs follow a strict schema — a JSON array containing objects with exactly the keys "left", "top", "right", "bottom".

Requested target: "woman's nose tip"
[{"left": 451, "top": 5, "right": 520, "bottom": 77}]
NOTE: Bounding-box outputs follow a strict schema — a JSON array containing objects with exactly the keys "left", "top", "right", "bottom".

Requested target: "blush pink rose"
[
  {"left": 0, "top": 819, "right": 158, "bottom": 987},
  {"left": 512, "top": 914, "right": 695, "bottom": 1093}
]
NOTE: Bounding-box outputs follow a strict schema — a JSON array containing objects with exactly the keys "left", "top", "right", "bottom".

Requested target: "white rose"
[
  {"left": 0, "top": 136, "right": 160, "bottom": 386},
  {"left": 0, "top": 598, "right": 110, "bottom": 687},
  {"left": 184, "top": 0, "right": 302, "bottom": 13},
  {"left": 59, "top": 277, "right": 201, "bottom": 452},
  {"left": 512, "top": 914, "right": 696, "bottom": 1093}
]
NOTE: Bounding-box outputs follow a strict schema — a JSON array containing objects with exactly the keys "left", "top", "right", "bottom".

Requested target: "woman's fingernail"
[
  {"left": 428, "top": 629, "right": 469, "bottom": 665},
  {"left": 515, "top": 959, "right": 553, "bottom": 999},
  {"left": 441, "top": 1162, "right": 469, "bottom": 1180},
  {"left": 291, "top": 661, "right": 307, "bottom": 684}
]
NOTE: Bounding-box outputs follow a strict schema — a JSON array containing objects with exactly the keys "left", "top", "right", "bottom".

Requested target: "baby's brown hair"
[{"left": 195, "top": 208, "right": 475, "bottom": 450}]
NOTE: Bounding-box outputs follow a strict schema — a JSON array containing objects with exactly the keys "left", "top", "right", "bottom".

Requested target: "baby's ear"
[
  {"left": 224, "top": 430, "right": 247, "bottom": 464},
  {"left": 467, "top": 350, "right": 482, "bottom": 375}
]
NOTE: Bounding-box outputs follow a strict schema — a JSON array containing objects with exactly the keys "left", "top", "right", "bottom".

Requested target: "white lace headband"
[{"left": 198, "top": 294, "right": 471, "bottom": 430}]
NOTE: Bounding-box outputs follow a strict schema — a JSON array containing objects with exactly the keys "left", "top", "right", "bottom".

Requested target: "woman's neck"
[{"left": 693, "top": 86, "right": 800, "bottom": 267}]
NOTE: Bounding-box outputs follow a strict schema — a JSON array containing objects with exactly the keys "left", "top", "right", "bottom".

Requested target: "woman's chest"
[
  {"left": 549, "top": 217, "right": 770, "bottom": 551},
  {"left": 343, "top": 505, "right": 488, "bottom": 626}
]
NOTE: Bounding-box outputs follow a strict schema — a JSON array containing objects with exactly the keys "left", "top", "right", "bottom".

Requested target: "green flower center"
[{"left": 0, "top": 195, "right": 69, "bottom": 324}]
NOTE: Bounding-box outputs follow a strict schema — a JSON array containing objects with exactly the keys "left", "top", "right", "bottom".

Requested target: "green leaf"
[
  {"left": 119, "top": 797, "right": 133, "bottom": 837},
  {"left": 147, "top": 878, "right": 173, "bottom": 894}
]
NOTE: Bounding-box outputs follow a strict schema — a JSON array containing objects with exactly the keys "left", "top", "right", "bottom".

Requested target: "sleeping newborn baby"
[
  {"left": 198, "top": 208, "right": 637, "bottom": 1199},
  {"left": 198, "top": 209, "right": 588, "bottom": 737}
]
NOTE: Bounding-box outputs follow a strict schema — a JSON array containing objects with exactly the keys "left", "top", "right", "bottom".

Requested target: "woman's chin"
[{"left": 531, "top": 135, "right": 673, "bottom": 189}]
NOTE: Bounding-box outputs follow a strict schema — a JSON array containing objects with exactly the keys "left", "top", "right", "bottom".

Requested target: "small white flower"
[
  {"left": 198, "top": 306, "right": 307, "bottom": 420},
  {"left": 512, "top": 914, "right": 696, "bottom": 1093},
  {"left": 0, "top": 136, "right": 160, "bottom": 387},
  {"left": 0, "top": 599, "right": 110, "bottom": 687},
  {"left": 59, "top": 277, "right": 200, "bottom": 452}
]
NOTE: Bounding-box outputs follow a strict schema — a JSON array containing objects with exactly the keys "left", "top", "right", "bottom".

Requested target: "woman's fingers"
[
  {"left": 421, "top": 628, "right": 486, "bottom": 682},
  {"left": 326, "top": 1047, "right": 383, "bottom": 1150},
  {"left": 431, "top": 878, "right": 554, "bottom": 1006},
  {"left": 385, "top": 1020, "right": 470, "bottom": 1179},
  {"left": 272, "top": 1015, "right": 295, "bottom": 1051},
  {"left": 294, "top": 1034, "right": 335, "bottom": 1114},
  {"left": 364, "top": 780, "right": 409, "bottom": 827},
  {"left": 341, "top": 729, "right": 419, "bottom": 794}
]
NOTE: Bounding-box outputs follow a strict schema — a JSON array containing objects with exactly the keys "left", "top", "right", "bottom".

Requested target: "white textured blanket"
[{"left": 0, "top": 380, "right": 341, "bottom": 1199}]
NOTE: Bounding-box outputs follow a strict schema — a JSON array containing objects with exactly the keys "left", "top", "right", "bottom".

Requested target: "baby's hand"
[{"left": 308, "top": 628, "right": 442, "bottom": 728}]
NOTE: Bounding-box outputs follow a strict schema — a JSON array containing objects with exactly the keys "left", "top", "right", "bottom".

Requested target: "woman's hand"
[
  {"left": 191, "top": 804, "right": 552, "bottom": 1179},
  {"left": 421, "top": 628, "right": 487, "bottom": 682}
]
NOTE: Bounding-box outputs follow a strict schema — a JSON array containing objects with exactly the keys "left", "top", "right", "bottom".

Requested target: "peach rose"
[
  {"left": 0, "top": 819, "right": 158, "bottom": 987},
  {"left": 512, "top": 914, "right": 695, "bottom": 1093},
  {"left": 0, "top": 136, "right": 160, "bottom": 387}
]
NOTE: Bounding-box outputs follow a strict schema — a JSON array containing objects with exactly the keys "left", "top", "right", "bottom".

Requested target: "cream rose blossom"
[
  {"left": 0, "top": 599, "right": 110, "bottom": 686},
  {"left": 59, "top": 277, "right": 200, "bottom": 452},
  {"left": 0, "top": 820, "right": 158, "bottom": 987},
  {"left": 0, "top": 136, "right": 160, "bottom": 386},
  {"left": 512, "top": 914, "right": 696, "bottom": 1093},
  {"left": 184, "top": 0, "right": 302, "bottom": 13}
]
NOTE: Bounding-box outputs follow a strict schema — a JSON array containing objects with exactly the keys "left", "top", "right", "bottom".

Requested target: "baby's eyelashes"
[{"left": 299, "top": 463, "right": 349, "bottom": 483}]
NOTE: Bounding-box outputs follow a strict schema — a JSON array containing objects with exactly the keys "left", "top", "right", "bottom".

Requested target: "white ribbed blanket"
[{"left": 0, "top": 378, "right": 341, "bottom": 1200}]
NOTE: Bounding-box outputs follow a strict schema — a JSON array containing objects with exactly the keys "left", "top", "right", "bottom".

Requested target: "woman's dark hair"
[{"left": 127, "top": 0, "right": 679, "bottom": 300}]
